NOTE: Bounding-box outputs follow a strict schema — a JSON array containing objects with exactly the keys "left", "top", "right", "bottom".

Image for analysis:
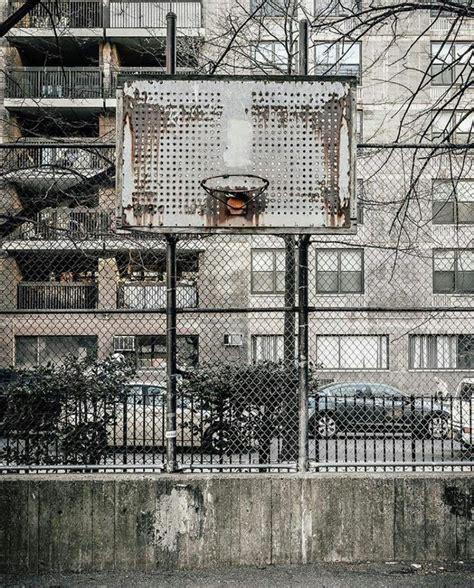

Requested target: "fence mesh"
[{"left": 0, "top": 144, "right": 472, "bottom": 472}]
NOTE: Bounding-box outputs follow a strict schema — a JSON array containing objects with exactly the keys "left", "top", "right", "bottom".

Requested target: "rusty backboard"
[{"left": 116, "top": 76, "right": 356, "bottom": 234}]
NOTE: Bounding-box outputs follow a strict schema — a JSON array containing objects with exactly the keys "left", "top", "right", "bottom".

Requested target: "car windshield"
[
  {"left": 371, "top": 384, "right": 406, "bottom": 398},
  {"left": 125, "top": 385, "right": 165, "bottom": 406}
]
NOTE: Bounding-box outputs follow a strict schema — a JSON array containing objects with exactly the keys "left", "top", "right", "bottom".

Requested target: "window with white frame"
[
  {"left": 316, "top": 249, "right": 364, "bottom": 293},
  {"left": 431, "top": 110, "right": 473, "bottom": 143},
  {"left": 251, "top": 249, "right": 285, "bottom": 294},
  {"left": 316, "top": 335, "right": 389, "bottom": 370},
  {"left": 432, "top": 179, "right": 474, "bottom": 225},
  {"left": 315, "top": 0, "right": 361, "bottom": 17},
  {"left": 250, "top": 0, "right": 288, "bottom": 16},
  {"left": 315, "top": 42, "right": 362, "bottom": 80},
  {"left": 125, "top": 335, "right": 199, "bottom": 369},
  {"left": 431, "top": 42, "right": 473, "bottom": 85},
  {"left": 433, "top": 249, "right": 474, "bottom": 293},
  {"left": 254, "top": 41, "right": 288, "bottom": 71},
  {"left": 409, "top": 334, "right": 473, "bottom": 370},
  {"left": 251, "top": 335, "right": 284, "bottom": 363},
  {"left": 15, "top": 336, "right": 97, "bottom": 369}
]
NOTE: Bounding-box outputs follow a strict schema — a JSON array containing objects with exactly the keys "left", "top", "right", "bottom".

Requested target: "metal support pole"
[
  {"left": 166, "top": 234, "right": 178, "bottom": 472},
  {"left": 298, "top": 235, "right": 310, "bottom": 473},
  {"left": 280, "top": 235, "right": 297, "bottom": 462},
  {"left": 299, "top": 19, "right": 309, "bottom": 76},
  {"left": 284, "top": 236, "right": 296, "bottom": 369},
  {"left": 166, "top": 12, "right": 177, "bottom": 75}
]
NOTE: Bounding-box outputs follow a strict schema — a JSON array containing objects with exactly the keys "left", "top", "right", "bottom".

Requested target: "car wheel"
[
  {"left": 203, "top": 424, "right": 234, "bottom": 454},
  {"left": 315, "top": 413, "right": 337, "bottom": 439},
  {"left": 426, "top": 415, "right": 449, "bottom": 440}
]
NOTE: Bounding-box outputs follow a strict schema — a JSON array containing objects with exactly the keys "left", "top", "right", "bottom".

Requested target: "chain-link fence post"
[
  {"left": 298, "top": 235, "right": 310, "bottom": 472},
  {"left": 166, "top": 234, "right": 178, "bottom": 472}
]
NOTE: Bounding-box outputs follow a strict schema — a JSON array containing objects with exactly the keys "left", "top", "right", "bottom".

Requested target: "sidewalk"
[{"left": 2, "top": 561, "right": 473, "bottom": 587}]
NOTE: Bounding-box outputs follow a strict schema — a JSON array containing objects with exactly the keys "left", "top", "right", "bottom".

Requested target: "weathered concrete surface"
[{"left": 0, "top": 473, "right": 472, "bottom": 574}]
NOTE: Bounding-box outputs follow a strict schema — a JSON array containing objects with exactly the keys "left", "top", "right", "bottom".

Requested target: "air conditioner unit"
[
  {"left": 113, "top": 335, "right": 136, "bottom": 352},
  {"left": 223, "top": 333, "right": 243, "bottom": 347}
]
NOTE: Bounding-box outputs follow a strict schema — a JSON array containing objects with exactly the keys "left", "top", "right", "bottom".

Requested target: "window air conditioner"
[
  {"left": 223, "top": 333, "right": 244, "bottom": 347},
  {"left": 113, "top": 335, "right": 136, "bottom": 352}
]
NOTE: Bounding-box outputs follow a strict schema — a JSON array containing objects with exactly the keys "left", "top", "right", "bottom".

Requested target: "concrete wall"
[{"left": 0, "top": 473, "right": 472, "bottom": 574}]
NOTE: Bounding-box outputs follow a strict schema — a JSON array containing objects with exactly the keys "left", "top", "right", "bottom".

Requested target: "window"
[
  {"left": 135, "top": 335, "right": 198, "bottom": 369},
  {"left": 316, "top": 0, "right": 361, "bottom": 17},
  {"left": 250, "top": 0, "right": 287, "bottom": 16},
  {"left": 316, "top": 335, "right": 389, "bottom": 370},
  {"left": 15, "top": 336, "right": 97, "bottom": 369},
  {"left": 409, "top": 335, "right": 473, "bottom": 370},
  {"left": 251, "top": 249, "right": 285, "bottom": 294},
  {"left": 431, "top": 42, "right": 473, "bottom": 85},
  {"left": 432, "top": 180, "right": 474, "bottom": 224},
  {"left": 431, "top": 110, "right": 473, "bottom": 143},
  {"left": 316, "top": 249, "right": 364, "bottom": 293},
  {"left": 433, "top": 250, "right": 474, "bottom": 293},
  {"left": 254, "top": 41, "right": 288, "bottom": 71},
  {"left": 315, "top": 42, "right": 362, "bottom": 80},
  {"left": 252, "top": 335, "right": 284, "bottom": 362}
]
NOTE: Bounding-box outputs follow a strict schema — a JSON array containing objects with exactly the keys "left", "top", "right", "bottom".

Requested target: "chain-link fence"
[{"left": 0, "top": 143, "right": 472, "bottom": 473}]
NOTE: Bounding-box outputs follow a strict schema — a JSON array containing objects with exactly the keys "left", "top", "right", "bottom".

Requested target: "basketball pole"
[
  {"left": 165, "top": 10, "right": 178, "bottom": 473},
  {"left": 297, "top": 19, "right": 310, "bottom": 473}
]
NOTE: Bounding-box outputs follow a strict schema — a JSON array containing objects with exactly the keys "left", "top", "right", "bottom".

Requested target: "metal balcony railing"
[
  {"left": 117, "top": 283, "right": 198, "bottom": 309},
  {"left": 5, "top": 67, "right": 103, "bottom": 99},
  {"left": 9, "top": 1, "right": 103, "bottom": 29},
  {"left": 14, "top": 208, "right": 112, "bottom": 240},
  {"left": 17, "top": 283, "right": 98, "bottom": 310},
  {"left": 2, "top": 144, "right": 114, "bottom": 172},
  {"left": 109, "top": 1, "right": 202, "bottom": 28}
]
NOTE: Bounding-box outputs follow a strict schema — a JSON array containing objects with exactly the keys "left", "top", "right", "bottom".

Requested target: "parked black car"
[{"left": 308, "top": 383, "right": 451, "bottom": 439}]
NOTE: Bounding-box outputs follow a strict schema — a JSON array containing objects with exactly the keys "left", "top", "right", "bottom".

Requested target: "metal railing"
[
  {"left": 109, "top": 1, "right": 202, "bottom": 29},
  {"left": 0, "top": 390, "right": 471, "bottom": 472},
  {"left": 8, "top": 0, "right": 103, "bottom": 29},
  {"left": 5, "top": 67, "right": 103, "bottom": 99},
  {"left": 17, "top": 283, "right": 98, "bottom": 310},
  {"left": 14, "top": 209, "right": 112, "bottom": 240},
  {"left": 117, "top": 283, "right": 198, "bottom": 309},
  {"left": 2, "top": 144, "right": 114, "bottom": 171}
]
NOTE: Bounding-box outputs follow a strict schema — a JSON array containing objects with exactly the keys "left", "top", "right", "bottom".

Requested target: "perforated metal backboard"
[{"left": 117, "top": 75, "right": 356, "bottom": 234}]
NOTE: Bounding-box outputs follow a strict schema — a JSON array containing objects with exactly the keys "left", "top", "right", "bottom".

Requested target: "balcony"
[
  {"left": 13, "top": 208, "right": 112, "bottom": 241},
  {"left": 17, "top": 282, "right": 98, "bottom": 310},
  {"left": 117, "top": 283, "right": 198, "bottom": 309},
  {"left": 108, "top": 1, "right": 202, "bottom": 34},
  {"left": 1, "top": 143, "right": 114, "bottom": 191},
  {"left": 5, "top": 67, "right": 103, "bottom": 108},
  {"left": 8, "top": 0, "right": 103, "bottom": 35}
]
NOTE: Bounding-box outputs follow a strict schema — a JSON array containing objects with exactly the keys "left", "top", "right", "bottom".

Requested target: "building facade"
[{"left": 0, "top": 0, "right": 472, "bottom": 395}]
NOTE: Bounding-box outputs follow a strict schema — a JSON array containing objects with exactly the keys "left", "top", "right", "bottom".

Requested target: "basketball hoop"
[{"left": 200, "top": 174, "right": 269, "bottom": 215}]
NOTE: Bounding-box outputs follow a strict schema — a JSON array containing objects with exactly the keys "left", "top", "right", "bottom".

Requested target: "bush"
[
  {"left": 181, "top": 361, "right": 318, "bottom": 459},
  {"left": 1, "top": 355, "right": 135, "bottom": 466}
]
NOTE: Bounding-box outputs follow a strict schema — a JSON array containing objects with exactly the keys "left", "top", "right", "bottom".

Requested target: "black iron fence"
[{"left": 0, "top": 143, "right": 472, "bottom": 473}]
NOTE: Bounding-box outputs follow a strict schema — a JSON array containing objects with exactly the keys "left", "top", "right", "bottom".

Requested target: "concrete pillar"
[
  {"left": 0, "top": 254, "right": 21, "bottom": 311},
  {"left": 98, "top": 255, "right": 118, "bottom": 310}
]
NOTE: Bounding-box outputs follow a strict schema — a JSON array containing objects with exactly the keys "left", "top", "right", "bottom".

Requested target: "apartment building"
[{"left": 0, "top": 0, "right": 472, "bottom": 394}]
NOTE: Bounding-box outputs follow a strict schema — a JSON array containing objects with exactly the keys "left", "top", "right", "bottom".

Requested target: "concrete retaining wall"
[{"left": 0, "top": 473, "right": 472, "bottom": 573}]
